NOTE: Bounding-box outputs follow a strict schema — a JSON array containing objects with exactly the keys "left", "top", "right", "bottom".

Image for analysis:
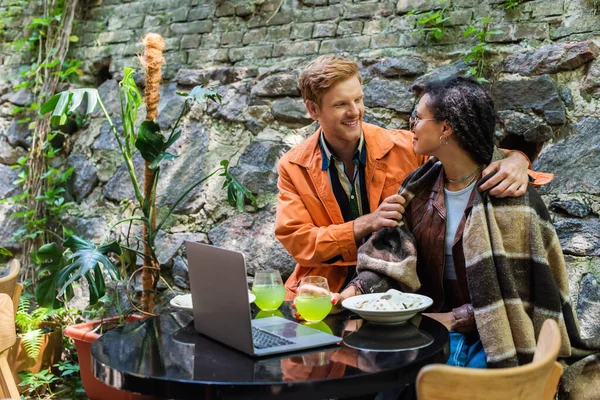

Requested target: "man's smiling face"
[{"left": 306, "top": 75, "right": 364, "bottom": 149}]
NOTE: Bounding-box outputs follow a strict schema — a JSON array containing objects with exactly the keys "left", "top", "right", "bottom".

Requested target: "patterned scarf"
[{"left": 357, "top": 151, "right": 600, "bottom": 398}]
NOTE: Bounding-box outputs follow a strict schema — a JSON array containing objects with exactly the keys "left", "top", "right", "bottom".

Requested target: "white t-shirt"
[{"left": 443, "top": 181, "right": 476, "bottom": 280}]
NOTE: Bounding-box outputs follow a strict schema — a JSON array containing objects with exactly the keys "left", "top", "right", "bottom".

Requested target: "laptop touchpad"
[{"left": 261, "top": 322, "right": 320, "bottom": 339}]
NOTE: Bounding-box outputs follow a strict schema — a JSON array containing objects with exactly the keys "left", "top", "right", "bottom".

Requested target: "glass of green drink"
[
  {"left": 252, "top": 270, "right": 285, "bottom": 311},
  {"left": 295, "top": 276, "right": 332, "bottom": 324}
]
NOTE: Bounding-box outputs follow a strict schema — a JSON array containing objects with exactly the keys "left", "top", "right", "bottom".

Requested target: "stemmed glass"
[
  {"left": 252, "top": 270, "right": 285, "bottom": 311},
  {"left": 295, "top": 276, "right": 332, "bottom": 324}
]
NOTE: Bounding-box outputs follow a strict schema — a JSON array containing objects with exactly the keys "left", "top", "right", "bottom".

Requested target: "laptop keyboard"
[{"left": 252, "top": 327, "right": 294, "bottom": 349}]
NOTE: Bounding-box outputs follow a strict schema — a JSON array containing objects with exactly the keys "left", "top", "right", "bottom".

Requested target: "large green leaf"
[
  {"left": 35, "top": 237, "right": 122, "bottom": 308},
  {"left": 34, "top": 243, "right": 70, "bottom": 308},
  {"left": 176, "top": 85, "right": 222, "bottom": 104},
  {"left": 135, "top": 120, "right": 179, "bottom": 169},
  {"left": 0, "top": 247, "right": 12, "bottom": 257},
  {"left": 40, "top": 89, "right": 99, "bottom": 126},
  {"left": 135, "top": 121, "right": 163, "bottom": 162},
  {"left": 57, "top": 236, "right": 122, "bottom": 298},
  {"left": 220, "top": 160, "right": 258, "bottom": 212}
]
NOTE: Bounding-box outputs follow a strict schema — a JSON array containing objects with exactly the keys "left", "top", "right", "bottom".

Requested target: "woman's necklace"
[
  {"left": 444, "top": 166, "right": 482, "bottom": 190},
  {"left": 444, "top": 165, "right": 481, "bottom": 183}
]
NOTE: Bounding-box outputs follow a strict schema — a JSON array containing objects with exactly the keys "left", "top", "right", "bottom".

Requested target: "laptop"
[{"left": 185, "top": 241, "right": 342, "bottom": 356}]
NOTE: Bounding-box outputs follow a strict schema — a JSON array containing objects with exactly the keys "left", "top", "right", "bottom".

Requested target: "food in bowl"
[{"left": 353, "top": 289, "right": 422, "bottom": 311}]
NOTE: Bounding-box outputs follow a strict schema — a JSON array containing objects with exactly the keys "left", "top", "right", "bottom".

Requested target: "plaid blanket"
[{"left": 356, "top": 150, "right": 600, "bottom": 399}]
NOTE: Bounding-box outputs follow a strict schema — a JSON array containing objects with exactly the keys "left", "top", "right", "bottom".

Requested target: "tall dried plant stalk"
[{"left": 139, "top": 33, "right": 164, "bottom": 313}]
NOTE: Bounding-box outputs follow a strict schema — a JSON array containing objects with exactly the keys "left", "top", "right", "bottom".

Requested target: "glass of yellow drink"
[
  {"left": 252, "top": 270, "right": 285, "bottom": 311},
  {"left": 295, "top": 276, "right": 332, "bottom": 324}
]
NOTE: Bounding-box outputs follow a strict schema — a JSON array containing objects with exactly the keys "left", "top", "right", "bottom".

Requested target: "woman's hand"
[{"left": 480, "top": 151, "right": 529, "bottom": 198}]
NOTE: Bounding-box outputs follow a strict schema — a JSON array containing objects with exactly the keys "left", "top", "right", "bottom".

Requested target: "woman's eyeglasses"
[{"left": 409, "top": 116, "right": 437, "bottom": 131}]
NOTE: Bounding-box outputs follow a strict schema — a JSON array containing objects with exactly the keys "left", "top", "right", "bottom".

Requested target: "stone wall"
[{"left": 0, "top": 0, "right": 599, "bottom": 333}]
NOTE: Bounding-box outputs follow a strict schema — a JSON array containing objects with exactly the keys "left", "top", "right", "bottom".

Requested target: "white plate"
[
  {"left": 170, "top": 291, "right": 256, "bottom": 314},
  {"left": 342, "top": 292, "right": 433, "bottom": 325}
]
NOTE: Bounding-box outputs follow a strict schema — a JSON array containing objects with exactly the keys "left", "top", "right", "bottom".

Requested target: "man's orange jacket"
[{"left": 275, "top": 123, "right": 427, "bottom": 300}]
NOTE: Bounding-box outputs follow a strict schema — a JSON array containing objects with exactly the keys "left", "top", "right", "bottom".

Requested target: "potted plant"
[
  {"left": 33, "top": 33, "right": 256, "bottom": 400},
  {"left": 7, "top": 295, "right": 63, "bottom": 394}
]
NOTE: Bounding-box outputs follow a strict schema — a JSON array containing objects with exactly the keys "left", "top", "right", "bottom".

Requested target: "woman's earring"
[{"left": 439, "top": 135, "right": 449, "bottom": 145}]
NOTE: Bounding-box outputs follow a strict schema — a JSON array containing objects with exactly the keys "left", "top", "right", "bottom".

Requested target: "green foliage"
[
  {"left": 462, "top": 16, "right": 499, "bottom": 82},
  {"left": 18, "top": 369, "right": 59, "bottom": 398},
  {"left": 36, "top": 69, "right": 257, "bottom": 310},
  {"left": 1, "top": 150, "right": 75, "bottom": 244},
  {"left": 34, "top": 237, "right": 121, "bottom": 308},
  {"left": 0, "top": 247, "right": 12, "bottom": 259},
  {"left": 15, "top": 295, "right": 55, "bottom": 359},
  {"left": 497, "top": 0, "right": 521, "bottom": 9},
  {"left": 408, "top": 0, "right": 450, "bottom": 41}
]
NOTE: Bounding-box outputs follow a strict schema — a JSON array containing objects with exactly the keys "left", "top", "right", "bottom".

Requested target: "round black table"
[{"left": 91, "top": 303, "right": 449, "bottom": 399}]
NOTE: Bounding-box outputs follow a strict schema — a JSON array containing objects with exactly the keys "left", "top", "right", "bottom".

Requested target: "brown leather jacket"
[{"left": 405, "top": 169, "right": 475, "bottom": 313}]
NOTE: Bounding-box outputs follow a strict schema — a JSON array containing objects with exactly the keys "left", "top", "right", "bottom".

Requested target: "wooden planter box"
[{"left": 7, "top": 322, "right": 62, "bottom": 392}]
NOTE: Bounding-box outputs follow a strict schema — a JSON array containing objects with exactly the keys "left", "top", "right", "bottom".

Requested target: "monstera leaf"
[
  {"left": 34, "top": 236, "right": 122, "bottom": 309},
  {"left": 40, "top": 88, "right": 99, "bottom": 125},
  {"left": 35, "top": 243, "right": 71, "bottom": 309}
]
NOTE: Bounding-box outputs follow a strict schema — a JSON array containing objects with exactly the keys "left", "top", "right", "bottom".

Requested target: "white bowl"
[
  {"left": 170, "top": 291, "right": 256, "bottom": 314},
  {"left": 342, "top": 292, "right": 433, "bottom": 325}
]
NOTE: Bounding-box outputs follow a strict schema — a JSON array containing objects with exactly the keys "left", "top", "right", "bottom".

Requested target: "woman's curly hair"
[{"left": 420, "top": 76, "right": 496, "bottom": 165}]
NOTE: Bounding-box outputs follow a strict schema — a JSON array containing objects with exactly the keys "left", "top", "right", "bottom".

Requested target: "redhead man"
[{"left": 275, "top": 55, "right": 550, "bottom": 300}]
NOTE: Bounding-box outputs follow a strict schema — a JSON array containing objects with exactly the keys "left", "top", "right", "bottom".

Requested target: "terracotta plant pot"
[
  {"left": 7, "top": 322, "right": 63, "bottom": 392},
  {"left": 64, "top": 315, "right": 153, "bottom": 400}
]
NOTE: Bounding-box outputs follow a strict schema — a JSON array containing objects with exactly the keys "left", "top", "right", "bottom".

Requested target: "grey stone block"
[
  {"left": 266, "top": 25, "right": 292, "bottom": 41},
  {"left": 170, "top": 20, "right": 213, "bottom": 35},
  {"left": 248, "top": 10, "right": 293, "bottom": 28},
  {"left": 107, "top": 15, "right": 144, "bottom": 30},
  {"left": 181, "top": 35, "right": 201, "bottom": 49},
  {"left": 363, "top": 20, "right": 388, "bottom": 35},
  {"left": 271, "top": 98, "right": 312, "bottom": 125},
  {"left": 320, "top": 36, "right": 371, "bottom": 53},
  {"left": 364, "top": 77, "right": 414, "bottom": 113},
  {"left": 337, "top": 20, "right": 363, "bottom": 36},
  {"left": 68, "top": 154, "right": 99, "bottom": 203},
  {"left": 551, "top": 201, "right": 592, "bottom": 218},
  {"left": 371, "top": 33, "right": 400, "bottom": 48},
  {"left": 343, "top": 2, "right": 394, "bottom": 19},
  {"left": 534, "top": 118, "right": 600, "bottom": 196},
  {"left": 251, "top": 69, "right": 300, "bottom": 97},
  {"left": 503, "top": 41, "right": 599, "bottom": 76},
  {"left": 554, "top": 218, "right": 600, "bottom": 256},
  {"left": 169, "top": 7, "right": 189, "bottom": 23},
  {"left": 215, "top": 1, "right": 236, "bottom": 17},
  {"left": 229, "top": 45, "right": 273, "bottom": 62},
  {"left": 583, "top": 59, "right": 600, "bottom": 99},
  {"left": 388, "top": 15, "right": 417, "bottom": 31},
  {"left": 370, "top": 57, "right": 427, "bottom": 77},
  {"left": 273, "top": 40, "right": 320, "bottom": 57},
  {"left": 444, "top": 10, "right": 472, "bottom": 26},
  {"left": 291, "top": 23, "right": 314, "bottom": 39},
  {"left": 525, "top": 0, "right": 564, "bottom": 18},
  {"left": 201, "top": 33, "right": 221, "bottom": 48},
  {"left": 294, "top": 5, "right": 341, "bottom": 23},
  {"left": 243, "top": 28, "right": 267, "bottom": 45},
  {"left": 221, "top": 31, "right": 243, "bottom": 46},
  {"left": 187, "top": 48, "right": 230, "bottom": 63},
  {"left": 551, "top": 15, "right": 600, "bottom": 40},
  {"left": 313, "top": 22, "right": 337, "bottom": 38},
  {"left": 98, "top": 30, "right": 135, "bottom": 44},
  {"left": 188, "top": 5, "right": 212, "bottom": 20},
  {"left": 397, "top": 0, "right": 445, "bottom": 13}
]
